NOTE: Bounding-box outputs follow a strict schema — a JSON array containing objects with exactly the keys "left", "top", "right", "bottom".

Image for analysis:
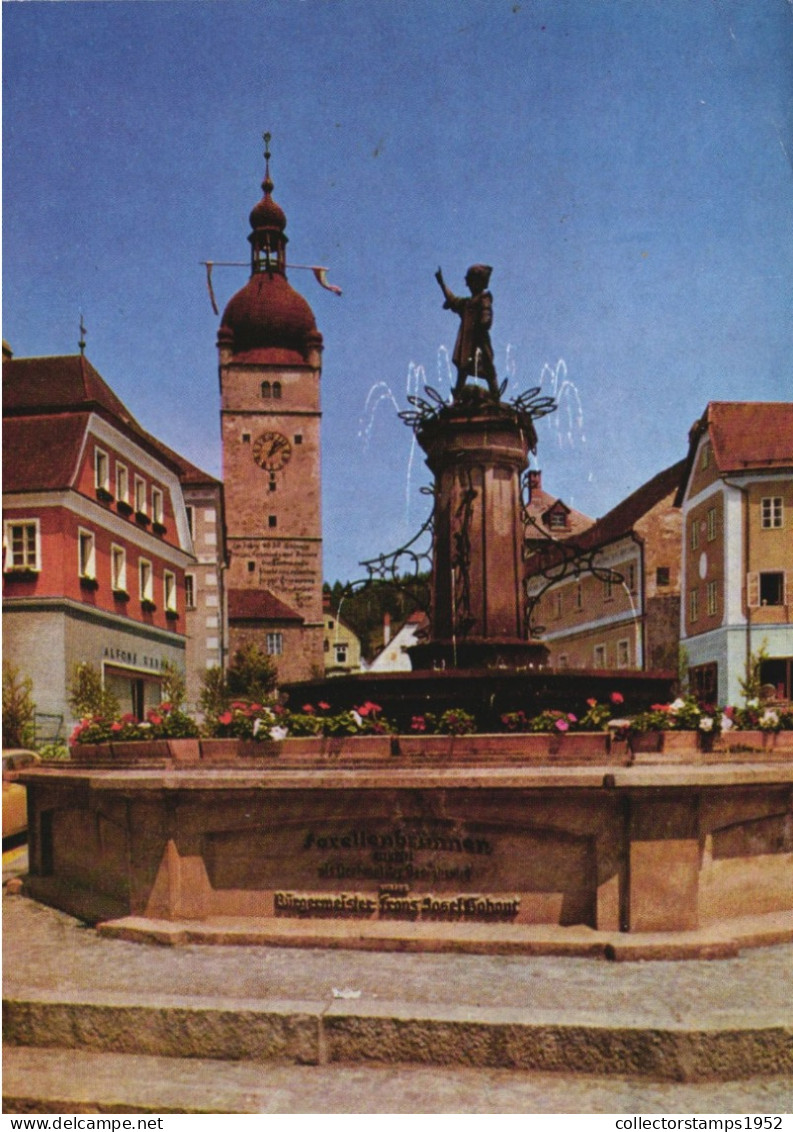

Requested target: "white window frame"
[
  {"left": 185, "top": 572, "right": 196, "bottom": 609},
  {"left": 266, "top": 632, "right": 283, "bottom": 656},
  {"left": 4, "top": 519, "right": 41, "bottom": 572},
  {"left": 689, "top": 588, "right": 699, "bottom": 622},
  {"left": 593, "top": 644, "right": 606, "bottom": 668},
  {"left": 690, "top": 520, "right": 699, "bottom": 551},
  {"left": 185, "top": 505, "right": 195, "bottom": 540},
  {"left": 603, "top": 576, "right": 614, "bottom": 602},
  {"left": 707, "top": 579, "right": 718, "bottom": 616},
  {"left": 617, "top": 639, "right": 630, "bottom": 669},
  {"left": 134, "top": 475, "right": 147, "bottom": 516},
  {"left": 761, "top": 497, "right": 783, "bottom": 530},
  {"left": 94, "top": 447, "right": 110, "bottom": 492},
  {"left": 164, "top": 570, "right": 177, "bottom": 612},
  {"left": 111, "top": 544, "right": 127, "bottom": 592},
  {"left": 151, "top": 486, "right": 164, "bottom": 526},
  {"left": 116, "top": 463, "right": 129, "bottom": 504},
  {"left": 139, "top": 558, "right": 154, "bottom": 604},
  {"left": 77, "top": 527, "right": 96, "bottom": 580},
  {"left": 707, "top": 506, "right": 717, "bottom": 542}
]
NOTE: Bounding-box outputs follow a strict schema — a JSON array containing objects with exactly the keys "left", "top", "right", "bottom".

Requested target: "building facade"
[
  {"left": 676, "top": 402, "right": 793, "bottom": 705},
  {"left": 525, "top": 462, "right": 685, "bottom": 672},
  {"left": 3, "top": 351, "right": 195, "bottom": 732},
  {"left": 217, "top": 147, "right": 325, "bottom": 684},
  {"left": 322, "top": 596, "right": 363, "bottom": 676}
]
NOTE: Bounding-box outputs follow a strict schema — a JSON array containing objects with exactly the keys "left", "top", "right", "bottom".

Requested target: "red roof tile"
[
  {"left": 708, "top": 402, "right": 793, "bottom": 471},
  {"left": 227, "top": 588, "right": 303, "bottom": 623},
  {"left": 3, "top": 355, "right": 139, "bottom": 426},
  {"left": 3, "top": 414, "right": 88, "bottom": 492}
]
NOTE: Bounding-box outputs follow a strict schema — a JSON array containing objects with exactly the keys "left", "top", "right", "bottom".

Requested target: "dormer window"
[{"left": 549, "top": 511, "right": 567, "bottom": 530}]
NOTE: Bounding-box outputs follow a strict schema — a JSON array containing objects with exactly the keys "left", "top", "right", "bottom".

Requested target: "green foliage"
[
  {"left": 159, "top": 659, "right": 187, "bottom": 710},
  {"left": 325, "top": 574, "right": 429, "bottom": 661},
  {"left": 37, "top": 742, "right": 70, "bottom": 761},
  {"left": 68, "top": 662, "right": 119, "bottom": 721},
  {"left": 738, "top": 641, "right": 770, "bottom": 705},
  {"left": 2, "top": 663, "right": 36, "bottom": 748},
  {"left": 226, "top": 642, "right": 278, "bottom": 702},
  {"left": 409, "top": 708, "right": 477, "bottom": 735},
  {"left": 199, "top": 665, "right": 230, "bottom": 719}
]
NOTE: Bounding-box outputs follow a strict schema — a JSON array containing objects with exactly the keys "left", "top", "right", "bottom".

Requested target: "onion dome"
[{"left": 218, "top": 134, "right": 322, "bottom": 364}]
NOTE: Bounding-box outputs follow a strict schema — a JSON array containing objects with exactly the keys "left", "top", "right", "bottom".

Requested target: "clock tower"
[{"left": 217, "top": 139, "right": 324, "bottom": 682}]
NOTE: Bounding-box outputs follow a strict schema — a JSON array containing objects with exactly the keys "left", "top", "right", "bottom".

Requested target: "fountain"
[{"left": 16, "top": 264, "right": 792, "bottom": 957}]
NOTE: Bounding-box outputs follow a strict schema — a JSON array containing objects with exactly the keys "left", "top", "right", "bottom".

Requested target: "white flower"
[
  {"left": 269, "top": 725, "right": 289, "bottom": 741},
  {"left": 253, "top": 718, "right": 262, "bottom": 737},
  {"left": 760, "top": 709, "right": 779, "bottom": 731},
  {"left": 747, "top": 698, "right": 760, "bottom": 710},
  {"left": 351, "top": 710, "right": 363, "bottom": 729},
  {"left": 699, "top": 716, "right": 714, "bottom": 732},
  {"left": 607, "top": 718, "right": 631, "bottom": 730},
  {"left": 720, "top": 713, "right": 734, "bottom": 732},
  {"left": 669, "top": 698, "right": 686, "bottom": 714}
]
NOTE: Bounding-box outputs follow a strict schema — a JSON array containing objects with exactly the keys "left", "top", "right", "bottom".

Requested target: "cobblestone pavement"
[{"left": 4, "top": 893, "right": 792, "bottom": 1029}]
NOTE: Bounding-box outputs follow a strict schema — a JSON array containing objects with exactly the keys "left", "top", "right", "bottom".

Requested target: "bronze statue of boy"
[{"left": 435, "top": 264, "right": 500, "bottom": 401}]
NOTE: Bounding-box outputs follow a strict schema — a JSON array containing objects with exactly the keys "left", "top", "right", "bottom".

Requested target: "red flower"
[
  {"left": 610, "top": 692, "right": 624, "bottom": 705},
  {"left": 356, "top": 703, "right": 371, "bottom": 716},
  {"left": 318, "top": 701, "right": 331, "bottom": 711},
  {"left": 651, "top": 703, "right": 669, "bottom": 712},
  {"left": 411, "top": 715, "right": 426, "bottom": 732},
  {"left": 147, "top": 712, "right": 162, "bottom": 726},
  {"left": 302, "top": 704, "right": 314, "bottom": 714},
  {"left": 567, "top": 713, "right": 577, "bottom": 722},
  {"left": 218, "top": 711, "right": 233, "bottom": 725},
  {"left": 230, "top": 701, "right": 247, "bottom": 711},
  {"left": 587, "top": 698, "right": 597, "bottom": 708},
  {"left": 555, "top": 719, "right": 570, "bottom": 732},
  {"left": 121, "top": 713, "right": 137, "bottom": 724},
  {"left": 159, "top": 702, "right": 172, "bottom": 713},
  {"left": 111, "top": 722, "right": 123, "bottom": 732}
]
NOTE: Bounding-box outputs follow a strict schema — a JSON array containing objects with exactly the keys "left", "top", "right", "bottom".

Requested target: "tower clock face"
[{"left": 252, "top": 432, "right": 292, "bottom": 471}]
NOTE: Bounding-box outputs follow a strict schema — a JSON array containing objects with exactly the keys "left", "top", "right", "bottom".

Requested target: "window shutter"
[{"left": 746, "top": 572, "right": 759, "bottom": 609}]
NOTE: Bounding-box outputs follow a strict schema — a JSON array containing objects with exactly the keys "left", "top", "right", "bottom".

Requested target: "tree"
[
  {"left": 2, "top": 663, "right": 36, "bottom": 748},
  {"left": 68, "top": 662, "right": 119, "bottom": 720},
  {"left": 226, "top": 641, "right": 278, "bottom": 702},
  {"left": 159, "top": 658, "right": 187, "bottom": 709}
]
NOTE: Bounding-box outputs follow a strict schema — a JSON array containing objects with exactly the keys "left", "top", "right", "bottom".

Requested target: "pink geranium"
[
  {"left": 555, "top": 718, "right": 570, "bottom": 732},
  {"left": 218, "top": 711, "right": 233, "bottom": 725},
  {"left": 610, "top": 692, "right": 624, "bottom": 705}
]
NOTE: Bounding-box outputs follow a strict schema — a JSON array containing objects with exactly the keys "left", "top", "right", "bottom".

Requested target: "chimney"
[
  {"left": 383, "top": 611, "right": 391, "bottom": 646},
  {"left": 528, "top": 469, "right": 542, "bottom": 494}
]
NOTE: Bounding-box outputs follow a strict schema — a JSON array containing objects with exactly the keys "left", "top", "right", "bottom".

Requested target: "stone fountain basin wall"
[{"left": 19, "top": 740, "right": 793, "bottom": 942}]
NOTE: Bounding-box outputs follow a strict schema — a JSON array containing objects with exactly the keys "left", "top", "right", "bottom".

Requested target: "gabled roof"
[
  {"left": 3, "top": 355, "right": 140, "bottom": 426},
  {"left": 141, "top": 431, "right": 221, "bottom": 488},
  {"left": 3, "top": 414, "right": 88, "bottom": 492},
  {"left": 3, "top": 354, "right": 186, "bottom": 479},
  {"left": 524, "top": 478, "right": 594, "bottom": 542},
  {"left": 675, "top": 401, "right": 793, "bottom": 506},
  {"left": 526, "top": 460, "right": 685, "bottom": 570},
  {"left": 227, "top": 588, "right": 303, "bottom": 623}
]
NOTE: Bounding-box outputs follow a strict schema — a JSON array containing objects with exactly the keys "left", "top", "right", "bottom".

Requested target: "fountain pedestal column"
[{"left": 410, "top": 397, "right": 549, "bottom": 670}]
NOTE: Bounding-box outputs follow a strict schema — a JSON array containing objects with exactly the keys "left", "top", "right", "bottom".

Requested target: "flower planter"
[
  {"left": 70, "top": 743, "right": 114, "bottom": 765},
  {"left": 111, "top": 740, "right": 172, "bottom": 767},
  {"left": 395, "top": 732, "right": 614, "bottom": 765},
  {"left": 199, "top": 738, "right": 240, "bottom": 764},
  {"left": 629, "top": 730, "right": 701, "bottom": 764},
  {"left": 168, "top": 739, "right": 201, "bottom": 763},
  {"left": 706, "top": 729, "right": 793, "bottom": 763}
]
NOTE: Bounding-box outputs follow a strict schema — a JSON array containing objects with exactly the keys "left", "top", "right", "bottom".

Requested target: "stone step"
[
  {"left": 3, "top": 1045, "right": 792, "bottom": 1115},
  {"left": 4, "top": 986, "right": 792, "bottom": 1081}
]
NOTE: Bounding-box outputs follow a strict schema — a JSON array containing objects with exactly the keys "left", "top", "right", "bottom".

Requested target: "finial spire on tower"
[{"left": 78, "top": 314, "right": 87, "bottom": 356}]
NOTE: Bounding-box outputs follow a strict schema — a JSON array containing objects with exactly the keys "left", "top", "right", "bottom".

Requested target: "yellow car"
[{"left": 2, "top": 750, "right": 41, "bottom": 840}]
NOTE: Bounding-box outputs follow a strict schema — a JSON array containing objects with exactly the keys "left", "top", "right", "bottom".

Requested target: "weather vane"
[
  {"left": 78, "top": 314, "right": 87, "bottom": 356},
  {"left": 200, "top": 129, "right": 341, "bottom": 314}
]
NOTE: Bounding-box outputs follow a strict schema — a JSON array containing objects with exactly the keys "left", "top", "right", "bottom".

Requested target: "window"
[
  {"left": 242, "top": 432, "right": 251, "bottom": 444},
  {"left": 139, "top": 558, "right": 154, "bottom": 604},
  {"left": 656, "top": 566, "right": 670, "bottom": 587},
  {"left": 690, "top": 521, "right": 699, "bottom": 551},
  {"left": 185, "top": 506, "right": 195, "bottom": 539},
  {"left": 603, "top": 576, "right": 613, "bottom": 601},
  {"left": 617, "top": 639, "right": 630, "bottom": 668},
  {"left": 94, "top": 448, "right": 110, "bottom": 493},
  {"left": 554, "top": 591, "right": 562, "bottom": 618},
  {"left": 185, "top": 574, "right": 195, "bottom": 609},
  {"left": 111, "top": 545, "right": 127, "bottom": 592},
  {"left": 594, "top": 644, "right": 606, "bottom": 668},
  {"left": 78, "top": 528, "right": 96, "bottom": 579},
  {"left": 626, "top": 564, "right": 636, "bottom": 593},
  {"left": 707, "top": 580, "right": 718, "bottom": 616},
  {"left": 575, "top": 582, "right": 583, "bottom": 610},
  {"left": 266, "top": 632, "right": 283, "bottom": 656},
  {"left": 151, "top": 487, "right": 164, "bottom": 526},
  {"left": 272, "top": 381, "right": 282, "bottom": 399},
  {"left": 701, "top": 443, "right": 710, "bottom": 470},
  {"left": 134, "top": 476, "right": 147, "bottom": 515},
  {"left": 689, "top": 588, "right": 699, "bottom": 622},
  {"left": 690, "top": 662, "right": 718, "bottom": 702},
  {"left": 269, "top": 473, "right": 277, "bottom": 493},
  {"left": 707, "top": 507, "right": 717, "bottom": 542},
  {"left": 761, "top": 498, "right": 783, "bottom": 529},
  {"left": 261, "top": 381, "right": 272, "bottom": 399},
  {"left": 268, "top": 515, "right": 277, "bottom": 528},
  {"left": 549, "top": 510, "right": 567, "bottom": 530},
  {"left": 335, "top": 643, "right": 348, "bottom": 664},
  {"left": 4, "top": 520, "right": 40, "bottom": 571},
  {"left": 558, "top": 654, "right": 569, "bottom": 669},
  {"left": 760, "top": 572, "right": 785, "bottom": 606},
  {"left": 294, "top": 434, "right": 303, "bottom": 445},
  {"left": 164, "top": 570, "right": 177, "bottom": 613},
  {"left": 116, "top": 463, "right": 129, "bottom": 503},
  {"left": 247, "top": 560, "right": 256, "bottom": 574}
]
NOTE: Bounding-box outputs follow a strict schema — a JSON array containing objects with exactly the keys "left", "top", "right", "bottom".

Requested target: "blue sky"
[{"left": 4, "top": 0, "right": 792, "bottom": 584}]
